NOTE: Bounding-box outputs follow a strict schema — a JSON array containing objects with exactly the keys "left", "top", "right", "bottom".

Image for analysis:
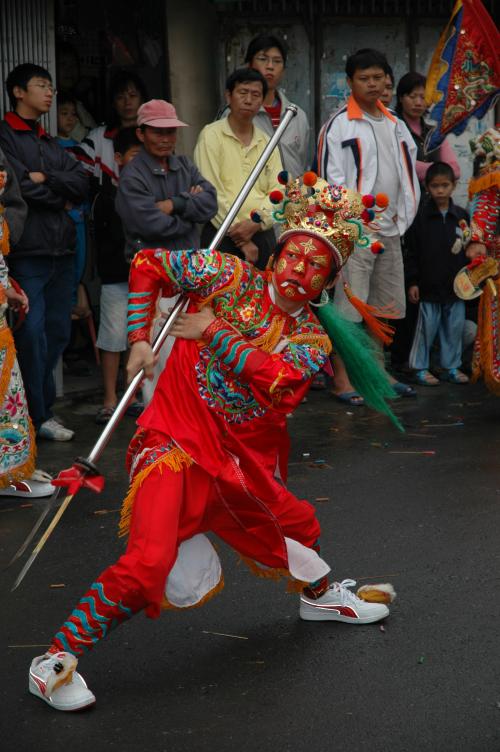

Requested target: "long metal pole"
[
  {"left": 210, "top": 104, "right": 297, "bottom": 246},
  {"left": 9, "top": 104, "right": 298, "bottom": 589},
  {"left": 87, "top": 104, "right": 297, "bottom": 466}
]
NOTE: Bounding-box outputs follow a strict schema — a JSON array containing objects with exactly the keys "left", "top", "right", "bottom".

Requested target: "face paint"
[{"left": 274, "top": 234, "right": 335, "bottom": 302}]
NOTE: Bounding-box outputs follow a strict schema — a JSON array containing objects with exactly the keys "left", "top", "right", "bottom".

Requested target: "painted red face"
[{"left": 274, "top": 234, "right": 335, "bottom": 302}]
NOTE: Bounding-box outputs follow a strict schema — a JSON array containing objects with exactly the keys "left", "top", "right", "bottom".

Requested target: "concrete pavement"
[{"left": 1, "top": 379, "right": 499, "bottom": 752}]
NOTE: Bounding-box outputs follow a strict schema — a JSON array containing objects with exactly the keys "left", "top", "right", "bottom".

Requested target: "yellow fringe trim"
[
  {"left": 118, "top": 447, "right": 193, "bottom": 538},
  {"left": 0, "top": 324, "right": 15, "bottom": 407},
  {"left": 468, "top": 170, "right": 500, "bottom": 199},
  {"left": 161, "top": 572, "right": 225, "bottom": 611},
  {"left": 251, "top": 315, "right": 286, "bottom": 353},
  {"left": 240, "top": 555, "right": 307, "bottom": 593},
  {"left": 288, "top": 331, "right": 332, "bottom": 355},
  {"left": 0, "top": 209, "right": 10, "bottom": 256}
]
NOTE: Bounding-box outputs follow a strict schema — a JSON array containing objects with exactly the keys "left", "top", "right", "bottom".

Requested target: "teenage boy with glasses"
[{"left": 218, "top": 34, "right": 310, "bottom": 177}]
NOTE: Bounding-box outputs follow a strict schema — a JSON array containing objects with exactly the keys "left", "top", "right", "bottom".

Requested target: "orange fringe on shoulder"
[
  {"left": 240, "top": 555, "right": 307, "bottom": 594},
  {"left": 0, "top": 323, "right": 15, "bottom": 400},
  {"left": 468, "top": 170, "right": 500, "bottom": 200},
  {"left": 118, "top": 446, "right": 193, "bottom": 538},
  {"left": 343, "top": 283, "right": 398, "bottom": 346},
  {"left": 161, "top": 572, "right": 225, "bottom": 611},
  {"left": 0, "top": 209, "right": 10, "bottom": 256}
]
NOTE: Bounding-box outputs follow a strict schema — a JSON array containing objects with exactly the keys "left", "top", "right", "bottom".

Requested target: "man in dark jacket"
[
  {"left": 0, "top": 145, "right": 27, "bottom": 245},
  {"left": 115, "top": 99, "right": 217, "bottom": 260},
  {"left": 0, "top": 64, "right": 89, "bottom": 440}
]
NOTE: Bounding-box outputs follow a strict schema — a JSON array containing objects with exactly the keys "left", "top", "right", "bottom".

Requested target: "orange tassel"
[
  {"left": 0, "top": 211, "right": 10, "bottom": 256},
  {"left": 343, "top": 283, "right": 399, "bottom": 346},
  {"left": 468, "top": 170, "right": 500, "bottom": 200}
]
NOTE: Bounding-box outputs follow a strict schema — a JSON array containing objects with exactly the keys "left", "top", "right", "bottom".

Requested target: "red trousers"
[
  {"left": 51, "top": 454, "right": 320, "bottom": 656},
  {"left": 110, "top": 456, "right": 320, "bottom": 616}
]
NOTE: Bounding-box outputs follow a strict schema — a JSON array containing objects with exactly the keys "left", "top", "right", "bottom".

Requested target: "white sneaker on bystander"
[{"left": 37, "top": 418, "right": 74, "bottom": 442}]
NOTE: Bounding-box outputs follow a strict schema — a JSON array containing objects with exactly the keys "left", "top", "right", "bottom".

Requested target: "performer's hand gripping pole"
[{"left": 9, "top": 105, "right": 298, "bottom": 591}]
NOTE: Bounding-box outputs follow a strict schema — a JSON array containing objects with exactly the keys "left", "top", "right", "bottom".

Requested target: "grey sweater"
[{"left": 115, "top": 148, "right": 217, "bottom": 259}]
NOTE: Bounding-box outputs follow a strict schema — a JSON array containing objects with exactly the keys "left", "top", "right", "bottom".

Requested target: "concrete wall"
[{"left": 165, "top": 0, "right": 218, "bottom": 158}]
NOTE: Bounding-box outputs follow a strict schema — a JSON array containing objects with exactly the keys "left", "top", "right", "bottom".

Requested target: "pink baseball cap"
[{"left": 137, "top": 99, "right": 188, "bottom": 128}]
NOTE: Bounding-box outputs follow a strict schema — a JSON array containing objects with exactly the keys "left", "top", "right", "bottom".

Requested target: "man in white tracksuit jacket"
[{"left": 318, "top": 48, "right": 420, "bottom": 403}]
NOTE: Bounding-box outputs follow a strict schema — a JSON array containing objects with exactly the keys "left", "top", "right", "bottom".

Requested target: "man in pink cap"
[{"left": 115, "top": 99, "right": 217, "bottom": 260}]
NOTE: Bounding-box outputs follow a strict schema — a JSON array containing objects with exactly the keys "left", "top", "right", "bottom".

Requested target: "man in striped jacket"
[{"left": 318, "top": 48, "right": 419, "bottom": 404}]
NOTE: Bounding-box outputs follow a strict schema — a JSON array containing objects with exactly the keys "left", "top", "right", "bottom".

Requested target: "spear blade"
[
  {"left": 4, "top": 486, "right": 61, "bottom": 570},
  {"left": 11, "top": 492, "right": 75, "bottom": 592}
]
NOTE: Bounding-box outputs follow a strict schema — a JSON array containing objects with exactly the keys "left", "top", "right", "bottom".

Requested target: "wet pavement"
[{"left": 1, "top": 375, "right": 499, "bottom": 752}]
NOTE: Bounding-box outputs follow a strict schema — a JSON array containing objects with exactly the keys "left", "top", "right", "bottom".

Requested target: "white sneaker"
[
  {"left": 300, "top": 579, "right": 389, "bottom": 624},
  {"left": 29, "top": 652, "right": 95, "bottom": 711},
  {"left": 38, "top": 419, "right": 74, "bottom": 442},
  {"left": 0, "top": 470, "right": 54, "bottom": 499}
]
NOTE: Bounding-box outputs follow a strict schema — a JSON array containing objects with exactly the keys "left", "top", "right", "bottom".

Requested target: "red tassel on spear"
[{"left": 8, "top": 296, "right": 187, "bottom": 592}]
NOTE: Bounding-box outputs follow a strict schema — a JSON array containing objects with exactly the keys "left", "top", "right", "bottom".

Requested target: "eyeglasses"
[
  {"left": 254, "top": 55, "right": 284, "bottom": 66},
  {"left": 28, "top": 83, "right": 56, "bottom": 94}
]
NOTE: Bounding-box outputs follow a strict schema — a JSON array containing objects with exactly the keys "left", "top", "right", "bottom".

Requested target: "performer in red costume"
[
  {"left": 28, "top": 174, "right": 393, "bottom": 712},
  {"left": 465, "top": 128, "right": 500, "bottom": 393}
]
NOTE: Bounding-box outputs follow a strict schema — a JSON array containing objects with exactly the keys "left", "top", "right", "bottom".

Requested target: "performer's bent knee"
[{"left": 101, "top": 549, "right": 174, "bottom": 616}]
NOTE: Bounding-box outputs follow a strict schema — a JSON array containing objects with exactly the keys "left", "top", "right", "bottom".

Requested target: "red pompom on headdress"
[
  {"left": 371, "top": 240, "right": 385, "bottom": 255},
  {"left": 302, "top": 171, "right": 318, "bottom": 187},
  {"left": 375, "top": 193, "right": 389, "bottom": 209},
  {"left": 269, "top": 190, "right": 284, "bottom": 205}
]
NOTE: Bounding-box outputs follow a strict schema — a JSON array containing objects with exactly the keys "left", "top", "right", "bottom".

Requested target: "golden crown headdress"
[{"left": 251, "top": 171, "right": 388, "bottom": 270}]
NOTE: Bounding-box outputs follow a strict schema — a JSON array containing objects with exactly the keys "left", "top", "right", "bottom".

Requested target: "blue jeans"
[
  {"left": 409, "top": 300, "right": 465, "bottom": 371},
  {"left": 9, "top": 255, "right": 75, "bottom": 429}
]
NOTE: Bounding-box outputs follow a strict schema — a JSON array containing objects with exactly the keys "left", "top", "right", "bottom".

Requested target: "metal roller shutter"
[{"left": 0, "top": 0, "right": 56, "bottom": 132}]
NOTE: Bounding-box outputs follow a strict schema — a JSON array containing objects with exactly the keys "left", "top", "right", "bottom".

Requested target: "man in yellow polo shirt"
[{"left": 194, "top": 68, "right": 282, "bottom": 269}]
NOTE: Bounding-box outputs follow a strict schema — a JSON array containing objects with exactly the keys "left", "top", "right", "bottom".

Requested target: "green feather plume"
[{"left": 317, "top": 303, "right": 403, "bottom": 432}]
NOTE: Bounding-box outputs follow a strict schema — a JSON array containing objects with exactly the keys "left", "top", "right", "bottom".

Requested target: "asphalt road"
[{"left": 1, "top": 381, "right": 499, "bottom": 752}]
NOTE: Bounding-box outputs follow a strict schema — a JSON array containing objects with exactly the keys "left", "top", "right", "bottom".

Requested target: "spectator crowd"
[{"left": 0, "top": 35, "right": 473, "bottom": 499}]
